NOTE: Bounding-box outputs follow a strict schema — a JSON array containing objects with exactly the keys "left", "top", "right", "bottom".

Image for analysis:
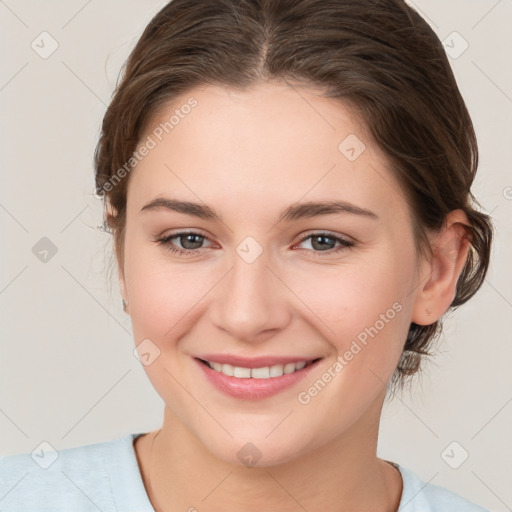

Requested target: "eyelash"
[{"left": 155, "top": 230, "right": 355, "bottom": 257}]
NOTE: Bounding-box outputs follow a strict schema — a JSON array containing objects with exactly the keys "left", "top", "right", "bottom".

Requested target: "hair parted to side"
[{"left": 94, "top": 0, "right": 493, "bottom": 391}]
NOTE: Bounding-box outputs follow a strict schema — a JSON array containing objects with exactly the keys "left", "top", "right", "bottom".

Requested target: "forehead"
[{"left": 127, "top": 81, "right": 409, "bottom": 225}]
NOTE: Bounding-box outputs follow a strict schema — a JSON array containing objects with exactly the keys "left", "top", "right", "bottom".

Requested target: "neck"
[{"left": 135, "top": 399, "right": 402, "bottom": 512}]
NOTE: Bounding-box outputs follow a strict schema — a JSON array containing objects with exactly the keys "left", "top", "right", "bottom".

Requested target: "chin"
[{"left": 195, "top": 427, "right": 315, "bottom": 468}]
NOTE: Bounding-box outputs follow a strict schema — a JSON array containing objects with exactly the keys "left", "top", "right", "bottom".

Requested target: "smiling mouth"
[{"left": 197, "top": 358, "right": 322, "bottom": 379}]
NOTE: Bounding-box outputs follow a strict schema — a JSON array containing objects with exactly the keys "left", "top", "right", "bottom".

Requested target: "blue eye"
[{"left": 155, "top": 231, "right": 355, "bottom": 257}]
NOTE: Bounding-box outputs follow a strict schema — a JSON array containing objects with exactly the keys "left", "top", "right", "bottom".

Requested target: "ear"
[
  {"left": 411, "top": 210, "right": 471, "bottom": 326},
  {"left": 119, "top": 266, "right": 129, "bottom": 315},
  {"left": 105, "top": 199, "right": 129, "bottom": 315}
]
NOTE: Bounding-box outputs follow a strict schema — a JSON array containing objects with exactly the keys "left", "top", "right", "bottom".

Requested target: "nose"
[{"left": 208, "top": 248, "right": 292, "bottom": 344}]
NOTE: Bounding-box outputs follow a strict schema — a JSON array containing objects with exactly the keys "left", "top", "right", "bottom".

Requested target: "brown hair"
[{"left": 94, "top": 0, "right": 493, "bottom": 389}]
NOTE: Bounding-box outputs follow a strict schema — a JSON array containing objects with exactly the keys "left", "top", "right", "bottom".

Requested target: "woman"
[{"left": 0, "top": 0, "right": 494, "bottom": 510}]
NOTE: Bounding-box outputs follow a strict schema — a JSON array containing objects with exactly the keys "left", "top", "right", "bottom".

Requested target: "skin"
[{"left": 112, "top": 80, "right": 470, "bottom": 512}]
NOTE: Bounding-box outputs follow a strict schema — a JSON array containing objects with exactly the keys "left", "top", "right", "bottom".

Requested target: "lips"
[
  {"left": 198, "top": 358, "right": 316, "bottom": 379},
  {"left": 194, "top": 354, "right": 323, "bottom": 400},
  {"left": 195, "top": 353, "right": 321, "bottom": 368}
]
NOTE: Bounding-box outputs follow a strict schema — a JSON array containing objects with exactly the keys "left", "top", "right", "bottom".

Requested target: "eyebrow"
[{"left": 140, "top": 198, "right": 379, "bottom": 222}]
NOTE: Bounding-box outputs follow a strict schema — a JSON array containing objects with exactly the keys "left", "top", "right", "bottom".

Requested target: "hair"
[{"left": 94, "top": 0, "right": 493, "bottom": 391}]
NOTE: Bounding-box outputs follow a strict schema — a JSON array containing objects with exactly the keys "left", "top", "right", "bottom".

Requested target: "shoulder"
[
  {"left": 0, "top": 433, "right": 149, "bottom": 512},
  {"left": 397, "top": 464, "right": 491, "bottom": 511}
]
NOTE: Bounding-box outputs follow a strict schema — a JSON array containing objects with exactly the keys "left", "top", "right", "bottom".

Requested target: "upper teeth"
[{"left": 207, "top": 360, "right": 308, "bottom": 379}]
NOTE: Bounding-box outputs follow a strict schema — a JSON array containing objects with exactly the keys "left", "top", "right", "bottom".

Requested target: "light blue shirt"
[{"left": 0, "top": 433, "right": 490, "bottom": 511}]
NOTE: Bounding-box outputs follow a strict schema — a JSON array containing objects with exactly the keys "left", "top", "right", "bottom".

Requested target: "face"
[{"left": 118, "top": 81, "right": 426, "bottom": 466}]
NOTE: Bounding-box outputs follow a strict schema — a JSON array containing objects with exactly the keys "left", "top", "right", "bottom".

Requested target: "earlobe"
[
  {"left": 105, "top": 199, "right": 117, "bottom": 230},
  {"left": 411, "top": 210, "right": 471, "bottom": 326}
]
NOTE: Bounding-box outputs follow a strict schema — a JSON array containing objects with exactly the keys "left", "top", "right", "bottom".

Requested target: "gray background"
[{"left": 0, "top": 1, "right": 511, "bottom": 510}]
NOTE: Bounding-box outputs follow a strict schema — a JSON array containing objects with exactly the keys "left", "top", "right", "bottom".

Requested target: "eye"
[
  {"left": 155, "top": 230, "right": 355, "bottom": 257},
  {"left": 294, "top": 232, "right": 355, "bottom": 256},
  {"left": 155, "top": 230, "right": 213, "bottom": 256}
]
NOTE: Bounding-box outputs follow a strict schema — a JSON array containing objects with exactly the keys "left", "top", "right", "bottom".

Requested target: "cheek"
[
  {"left": 288, "top": 260, "right": 413, "bottom": 426},
  {"left": 123, "top": 232, "right": 231, "bottom": 354},
  {"left": 123, "top": 247, "right": 213, "bottom": 411},
  {"left": 127, "top": 259, "right": 206, "bottom": 343},
  {"left": 286, "top": 248, "right": 414, "bottom": 373}
]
